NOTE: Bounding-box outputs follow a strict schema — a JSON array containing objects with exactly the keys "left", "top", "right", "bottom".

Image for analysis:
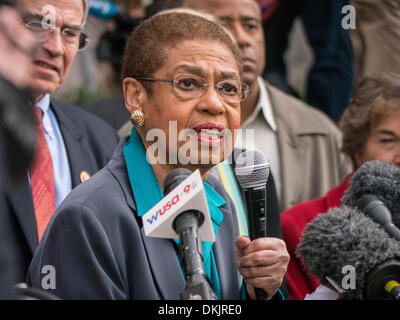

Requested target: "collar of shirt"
[
  {"left": 34, "top": 93, "right": 51, "bottom": 114},
  {"left": 32, "top": 94, "right": 53, "bottom": 136},
  {"left": 241, "top": 76, "right": 278, "bottom": 132}
]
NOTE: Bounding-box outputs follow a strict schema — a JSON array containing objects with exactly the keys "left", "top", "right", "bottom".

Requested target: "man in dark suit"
[
  {"left": 0, "top": 0, "right": 119, "bottom": 297},
  {"left": 0, "top": 0, "right": 38, "bottom": 299}
]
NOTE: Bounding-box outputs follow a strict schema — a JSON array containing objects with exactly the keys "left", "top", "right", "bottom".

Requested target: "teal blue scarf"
[{"left": 123, "top": 128, "right": 224, "bottom": 299}]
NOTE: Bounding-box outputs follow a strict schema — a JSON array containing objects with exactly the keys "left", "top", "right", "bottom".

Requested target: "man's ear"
[{"left": 123, "top": 77, "right": 146, "bottom": 114}]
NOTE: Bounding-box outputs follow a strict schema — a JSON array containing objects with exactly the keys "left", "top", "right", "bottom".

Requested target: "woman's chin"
[{"left": 177, "top": 145, "right": 225, "bottom": 168}]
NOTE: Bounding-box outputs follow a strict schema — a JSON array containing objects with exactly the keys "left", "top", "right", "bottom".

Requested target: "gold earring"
[{"left": 130, "top": 110, "right": 144, "bottom": 128}]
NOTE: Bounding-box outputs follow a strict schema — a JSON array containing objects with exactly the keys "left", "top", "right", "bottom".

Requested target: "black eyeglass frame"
[{"left": 24, "top": 20, "right": 90, "bottom": 51}]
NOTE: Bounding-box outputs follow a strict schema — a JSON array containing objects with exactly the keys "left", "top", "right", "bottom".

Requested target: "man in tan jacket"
[
  {"left": 184, "top": 0, "right": 353, "bottom": 211},
  {"left": 119, "top": 0, "right": 353, "bottom": 211},
  {"left": 350, "top": 0, "right": 400, "bottom": 80}
]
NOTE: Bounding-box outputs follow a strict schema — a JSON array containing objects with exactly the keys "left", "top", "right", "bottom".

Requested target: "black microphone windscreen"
[
  {"left": 341, "top": 160, "right": 400, "bottom": 227},
  {"left": 163, "top": 168, "right": 192, "bottom": 196},
  {"left": 234, "top": 150, "right": 270, "bottom": 188},
  {"left": 297, "top": 206, "right": 400, "bottom": 300},
  {"left": 357, "top": 194, "right": 378, "bottom": 213}
]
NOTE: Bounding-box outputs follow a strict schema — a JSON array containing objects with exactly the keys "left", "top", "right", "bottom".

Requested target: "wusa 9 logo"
[
  {"left": 142, "top": 169, "right": 214, "bottom": 242},
  {"left": 145, "top": 183, "right": 194, "bottom": 225}
]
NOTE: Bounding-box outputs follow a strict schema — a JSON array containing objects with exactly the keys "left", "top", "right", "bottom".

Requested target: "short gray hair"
[
  {"left": 340, "top": 73, "right": 400, "bottom": 166},
  {"left": 16, "top": 0, "right": 89, "bottom": 26},
  {"left": 81, "top": 0, "right": 89, "bottom": 26},
  {"left": 122, "top": 12, "right": 243, "bottom": 94}
]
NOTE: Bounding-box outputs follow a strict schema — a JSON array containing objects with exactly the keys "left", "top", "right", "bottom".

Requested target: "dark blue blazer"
[
  {"left": 27, "top": 138, "right": 243, "bottom": 300},
  {"left": 0, "top": 99, "right": 119, "bottom": 298}
]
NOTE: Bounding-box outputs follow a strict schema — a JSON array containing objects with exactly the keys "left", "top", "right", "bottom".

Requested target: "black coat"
[{"left": 0, "top": 99, "right": 119, "bottom": 298}]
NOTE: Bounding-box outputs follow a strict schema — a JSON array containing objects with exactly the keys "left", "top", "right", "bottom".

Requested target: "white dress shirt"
[
  {"left": 32, "top": 94, "right": 72, "bottom": 208},
  {"left": 304, "top": 285, "right": 340, "bottom": 300},
  {"left": 235, "top": 77, "right": 282, "bottom": 201}
]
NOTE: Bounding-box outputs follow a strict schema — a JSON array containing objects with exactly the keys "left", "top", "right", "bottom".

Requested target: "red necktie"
[{"left": 30, "top": 106, "right": 56, "bottom": 242}]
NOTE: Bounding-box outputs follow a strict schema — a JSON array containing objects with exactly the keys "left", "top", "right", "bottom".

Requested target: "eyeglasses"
[
  {"left": 135, "top": 73, "right": 250, "bottom": 103},
  {"left": 24, "top": 21, "right": 90, "bottom": 51}
]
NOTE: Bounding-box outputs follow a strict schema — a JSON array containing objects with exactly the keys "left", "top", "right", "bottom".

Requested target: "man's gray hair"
[
  {"left": 81, "top": 0, "right": 89, "bottom": 26},
  {"left": 16, "top": 0, "right": 89, "bottom": 26}
]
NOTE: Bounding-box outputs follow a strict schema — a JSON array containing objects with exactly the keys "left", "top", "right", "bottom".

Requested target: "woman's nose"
[{"left": 196, "top": 85, "right": 225, "bottom": 115}]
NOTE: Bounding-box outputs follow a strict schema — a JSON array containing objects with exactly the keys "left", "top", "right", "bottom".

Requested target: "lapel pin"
[{"left": 80, "top": 171, "right": 91, "bottom": 183}]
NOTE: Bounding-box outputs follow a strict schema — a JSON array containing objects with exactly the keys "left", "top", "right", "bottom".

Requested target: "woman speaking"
[{"left": 27, "top": 12, "right": 289, "bottom": 300}]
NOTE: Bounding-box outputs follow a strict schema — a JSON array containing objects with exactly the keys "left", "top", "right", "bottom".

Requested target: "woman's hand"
[{"left": 236, "top": 236, "right": 289, "bottom": 300}]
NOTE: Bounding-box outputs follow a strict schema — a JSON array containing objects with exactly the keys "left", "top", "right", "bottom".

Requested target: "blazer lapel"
[
  {"left": 213, "top": 208, "right": 241, "bottom": 300},
  {"left": 278, "top": 125, "right": 307, "bottom": 209},
  {"left": 7, "top": 178, "right": 38, "bottom": 254},
  {"left": 107, "top": 139, "right": 185, "bottom": 299},
  {"left": 141, "top": 229, "right": 185, "bottom": 299},
  {"left": 50, "top": 99, "right": 84, "bottom": 188},
  {"left": 267, "top": 86, "right": 307, "bottom": 210},
  {"left": 207, "top": 175, "right": 241, "bottom": 300}
]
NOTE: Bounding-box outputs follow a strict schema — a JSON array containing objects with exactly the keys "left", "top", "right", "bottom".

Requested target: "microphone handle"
[
  {"left": 243, "top": 186, "right": 267, "bottom": 239},
  {"left": 173, "top": 211, "right": 205, "bottom": 279},
  {"left": 173, "top": 211, "right": 217, "bottom": 300},
  {"left": 360, "top": 197, "right": 400, "bottom": 241},
  {"left": 383, "top": 223, "right": 400, "bottom": 242},
  {"left": 243, "top": 186, "right": 268, "bottom": 300}
]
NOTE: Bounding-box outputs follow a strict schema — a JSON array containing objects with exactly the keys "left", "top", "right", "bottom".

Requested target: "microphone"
[
  {"left": 89, "top": 0, "right": 118, "bottom": 20},
  {"left": 163, "top": 169, "right": 217, "bottom": 300},
  {"left": 142, "top": 169, "right": 214, "bottom": 242},
  {"left": 234, "top": 150, "right": 270, "bottom": 300},
  {"left": 357, "top": 194, "right": 400, "bottom": 242},
  {"left": 341, "top": 160, "right": 400, "bottom": 228},
  {"left": 142, "top": 169, "right": 216, "bottom": 300},
  {"left": 297, "top": 206, "right": 400, "bottom": 300}
]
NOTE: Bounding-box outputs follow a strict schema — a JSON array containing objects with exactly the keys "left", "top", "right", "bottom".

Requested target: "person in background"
[
  {"left": 181, "top": 0, "right": 353, "bottom": 212},
  {"left": 27, "top": 11, "right": 289, "bottom": 300},
  {"left": 350, "top": 0, "right": 400, "bottom": 81},
  {"left": 79, "top": 0, "right": 149, "bottom": 131},
  {"left": 123, "top": 0, "right": 145, "bottom": 17},
  {"left": 144, "top": 0, "right": 183, "bottom": 17},
  {"left": 0, "top": 0, "right": 119, "bottom": 293},
  {"left": 263, "top": 0, "right": 354, "bottom": 122},
  {"left": 81, "top": 1, "right": 184, "bottom": 132},
  {"left": 281, "top": 73, "right": 400, "bottom": 300}
]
